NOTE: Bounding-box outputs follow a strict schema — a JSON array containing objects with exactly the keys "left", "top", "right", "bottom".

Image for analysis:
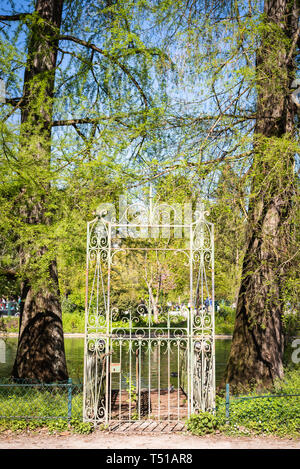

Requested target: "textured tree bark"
[
  {"left": 12, "top": 0, "right": 68, "bottom": 382},
  {"left": 223, "top": 0, "right": 299, "bottom": 391}
]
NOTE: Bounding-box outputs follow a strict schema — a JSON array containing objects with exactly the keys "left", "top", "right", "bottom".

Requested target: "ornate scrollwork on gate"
[
  {"left": 83, "top": 196, "right": 215, "bottom": 425},
  {"left": 190, "top": 203, "right": 215, "bottom": 415},
  {"left": 192, "top": 338, "right": 214, "bottom": 412}
]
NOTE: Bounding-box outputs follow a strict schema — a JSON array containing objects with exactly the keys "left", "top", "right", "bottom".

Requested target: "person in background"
[
  {"left": 7, "top": 298, "right": 13, "bottom": 316},
  {"left": 11, "top": 298, "right": 17, "bottom": 316},
  {"left": 0, "top": 298, "right": 4, "bottom": 316},
  {"left": 0, "top": 297, "right": 7, "bottom": 316}
]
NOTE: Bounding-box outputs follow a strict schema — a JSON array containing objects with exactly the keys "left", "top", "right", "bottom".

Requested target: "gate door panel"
[{"left": 83, "top": 199, "right": 215, "bottom": 425}]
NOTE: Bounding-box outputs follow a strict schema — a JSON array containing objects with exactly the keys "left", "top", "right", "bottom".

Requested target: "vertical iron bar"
[
  {"left": 158, "top": 340, "right": 161, "bottom": 420},
  {"left": 119, "top": 341, "right": 122, "bottom": 421},
  {"left": 105, "top": 221, "right": 112, "bottom": 425},
  {"left": 67, "top": 378, "right": 72, "bottom": 423},
  {"left": 226, "top": 383, "right": 230, "bottom": 423},
  {"left": 129, "top": 325, "right": 132, "bottom": 421},
  {"left": 136, "top": 346, "right": 139, "bottom": 419},
  {"left": 95, "top": 251, "right": 101, "bottom": 424},
  {"left": 147, "top": 299, "right": 151, "bottom": 419},
  {"left": 148, "top": 340, "right": 151, "bottom": 419},
  {"left": 105, "top": 344, "right": 109, "bottom": 425},
  {"left": 177, "top": 341, "right": 180, "bottom": 420},
  {"left": 211, "top": 223, "right": 216, "bottom": 410},
  {"left": 109, "top": 341, "right": 113, "bottom": 423},
  {"left": 201, "top": 235, "right": 204, "bottom": 412},
  {"left": 138, "top": 341, "right": 141, "bottom": 419},
  {"left": 107, "top": 221, "right": 111, "bottom": 335},
  {"left": 83, "top": 220, "right": 91, "bottom": 421},
  {"left": 188, "top": 223, "right": 193, "bottom": 416},
  {"left": 167, "top": 312, "right": 170, "bottom": 421}
]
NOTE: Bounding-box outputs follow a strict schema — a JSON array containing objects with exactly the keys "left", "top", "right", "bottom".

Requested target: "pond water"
[{"left": 0, "top": 337, "right": 232, "bottom": 387}]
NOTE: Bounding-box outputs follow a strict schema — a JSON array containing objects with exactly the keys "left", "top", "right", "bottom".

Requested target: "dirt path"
[{"left": 0, "top": 429, "right": 299, "bottom": 449}]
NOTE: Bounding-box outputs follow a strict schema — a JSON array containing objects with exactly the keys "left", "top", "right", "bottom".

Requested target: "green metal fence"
[
  {"left": 225, "top": 383, "right": 300, "bottom": 425},
  {"left": 1, "top": 378, "right": 299, "bottom": 429},
  {"left": 0, "top": 378, "right": 83, "bottom": 421}
]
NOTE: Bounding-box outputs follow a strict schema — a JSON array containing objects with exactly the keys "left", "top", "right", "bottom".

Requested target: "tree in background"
[
  {"left": 129, "top": 0, "right": 299, "bottom": 389},
  {"left": 0, "top": 0, "right": 169, "bottom": 381},
  {"left": 1, "top": 0, "right": 68, "bottom": 382},
  {"left": 0, "top": 0, "right": 298, "bottom": 389},
  {"left": 223, "top": 0, "right": 300, "bottom": 390}
]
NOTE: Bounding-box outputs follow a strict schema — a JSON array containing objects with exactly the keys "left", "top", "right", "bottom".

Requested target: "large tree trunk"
[
  {"left": 12, "top": 0, "right": 68, "bottom": 382},
  {"left": 223, "top": 0, "right": 299, "bottom": 391}
]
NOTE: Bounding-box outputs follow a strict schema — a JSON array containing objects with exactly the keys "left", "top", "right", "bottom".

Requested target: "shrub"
[
  {"left": 215, "top": 369, "right": 300, "bottom": 437},
  {"left": 62, "top": 312, "right": 85, "bottom": 333},
  {"left": 186, "top": 411, "right": 224, "bottom": 436},
  {"left": 0, "top": 317, "right": 19, "bottom": 333},
  {"left": 0, "top": 418, "right": 94, "bottom": 435},
  {"left": 47, "top": 419, "right": 69, "bottom": 434},
  {"left": 217, "top": 305, "right": 235, "bottom": 320},
  {"left": 69, "top": 418, "right": 94, "bottom": 434},
  {"left": 61, "top": 293, "right": 84, "bottom": 315}
]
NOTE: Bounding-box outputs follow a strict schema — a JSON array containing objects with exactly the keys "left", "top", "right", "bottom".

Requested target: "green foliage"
[
  {"left": 0, "top": 317, "right": 19, "bottom": 333},
  {"left": 47, "top": 418, "right": 93, "bottom": 434},
  {"left": 0, "top": 380, "right": 93, "bottom": 434},
  {"left": 215, "top": 370, "right": 300, "bottom": 438},
  {"left": 1, "top": 312, "right": 191, "bottom": 334},
  {"left": 47, "top": 419, "right": 69, "bottom": 434},
  {"left": 0, "top": 418, "right": 94, "bottom": 435},
  {"left": 186, "top": 411, "right": 225, "bottom": 436},
  {"left": 0, "top": 0, "right": 299, "bottom": 392},
  {"left": 61, "top": 295, "right": 84, "bottom": 315},
  {"left": 218, "top": 304, "right": 235, "bottom": 320},
  {"left": 124, "top": 374, "right": 137, "bottom": 403},
  {"left": 282, "top": 311, "right": 300, "bottom": 340},
  {"left": 215, "top": 320, "right": 235, "bottom": 336},
  {"left": 215, "top": 305, "right": 235, "bottom": 335},
  {"left": 224, "top": 396, "right": 300, "bottom": 437},
  {"left": 69, "top": 418, "right": 94, "bottom": 434},
  {"left": 186, "top": 371, "right": 300, "bottom": 438},
  {"left": 62, "top": 312, "right": 85, "bottom": 333}
]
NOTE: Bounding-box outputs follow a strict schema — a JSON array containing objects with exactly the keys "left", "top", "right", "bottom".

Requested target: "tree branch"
[
  {"left": 1, "top": 96, "right": 25, "bottom": 122},
  {"left": 59, "top": 35, "right": 149, "bottom": 107},
  {"left": 3, "top": 97, "right": 23, "bottom": 106},
  {"left": 129, "top": 150, "right": 251, "bottom": 188},
  {"left": 52, "top": 117, "right": 101, "bottom": 126},
  {"left": 0, "top": 13, "right": 30, "bottom": 22},
  {"left": 286, "top": 25, "right": 300, "bottom": 64}
]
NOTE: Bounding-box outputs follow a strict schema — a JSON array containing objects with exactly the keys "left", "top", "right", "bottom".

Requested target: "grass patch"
[
  {"left": 186, "top": 369, "right": 300, "bottom": 438},
  {"left": 0, "top": 417, "right": 94, "bottom": 435},
  {"left": 0, "top": 387, "right": 70, "bottom": 419},
  {"left": 0, "top": 380, "right": 92, "bottom": 434}
]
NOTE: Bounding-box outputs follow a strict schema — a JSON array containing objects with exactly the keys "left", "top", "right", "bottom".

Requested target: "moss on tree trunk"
[
  {"left": 223, "top": 0, "right": 299, "bottom": 391},
  {"left": 12, "top": 0, "right": 68, "bottom": 382}
]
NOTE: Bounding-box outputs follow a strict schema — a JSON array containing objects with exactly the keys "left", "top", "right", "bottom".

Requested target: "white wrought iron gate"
[{"left": 83, "top": 196, "right": 215, "bottom": 427}]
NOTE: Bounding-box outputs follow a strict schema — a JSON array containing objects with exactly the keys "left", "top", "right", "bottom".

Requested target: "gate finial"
[{"left": 195, "top": 199, "right": 209, "bottom": 222}]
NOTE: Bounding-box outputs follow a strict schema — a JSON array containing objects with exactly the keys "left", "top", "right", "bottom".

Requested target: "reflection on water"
[{"left": 0, "top": 337, "right": 232, "bottom": 387}]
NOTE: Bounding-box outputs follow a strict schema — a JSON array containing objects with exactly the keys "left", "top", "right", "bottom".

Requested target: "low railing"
[
  {"left": 0, "top": 378, "right": 83, "bottom": 421},
  {"left": 224, "top": 383, "right": 300, "bottom": 424}
]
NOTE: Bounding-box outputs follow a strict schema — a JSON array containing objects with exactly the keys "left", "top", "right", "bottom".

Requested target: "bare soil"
[{"left": 0, "top": 429, "right": 299, "bottom": 449}]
